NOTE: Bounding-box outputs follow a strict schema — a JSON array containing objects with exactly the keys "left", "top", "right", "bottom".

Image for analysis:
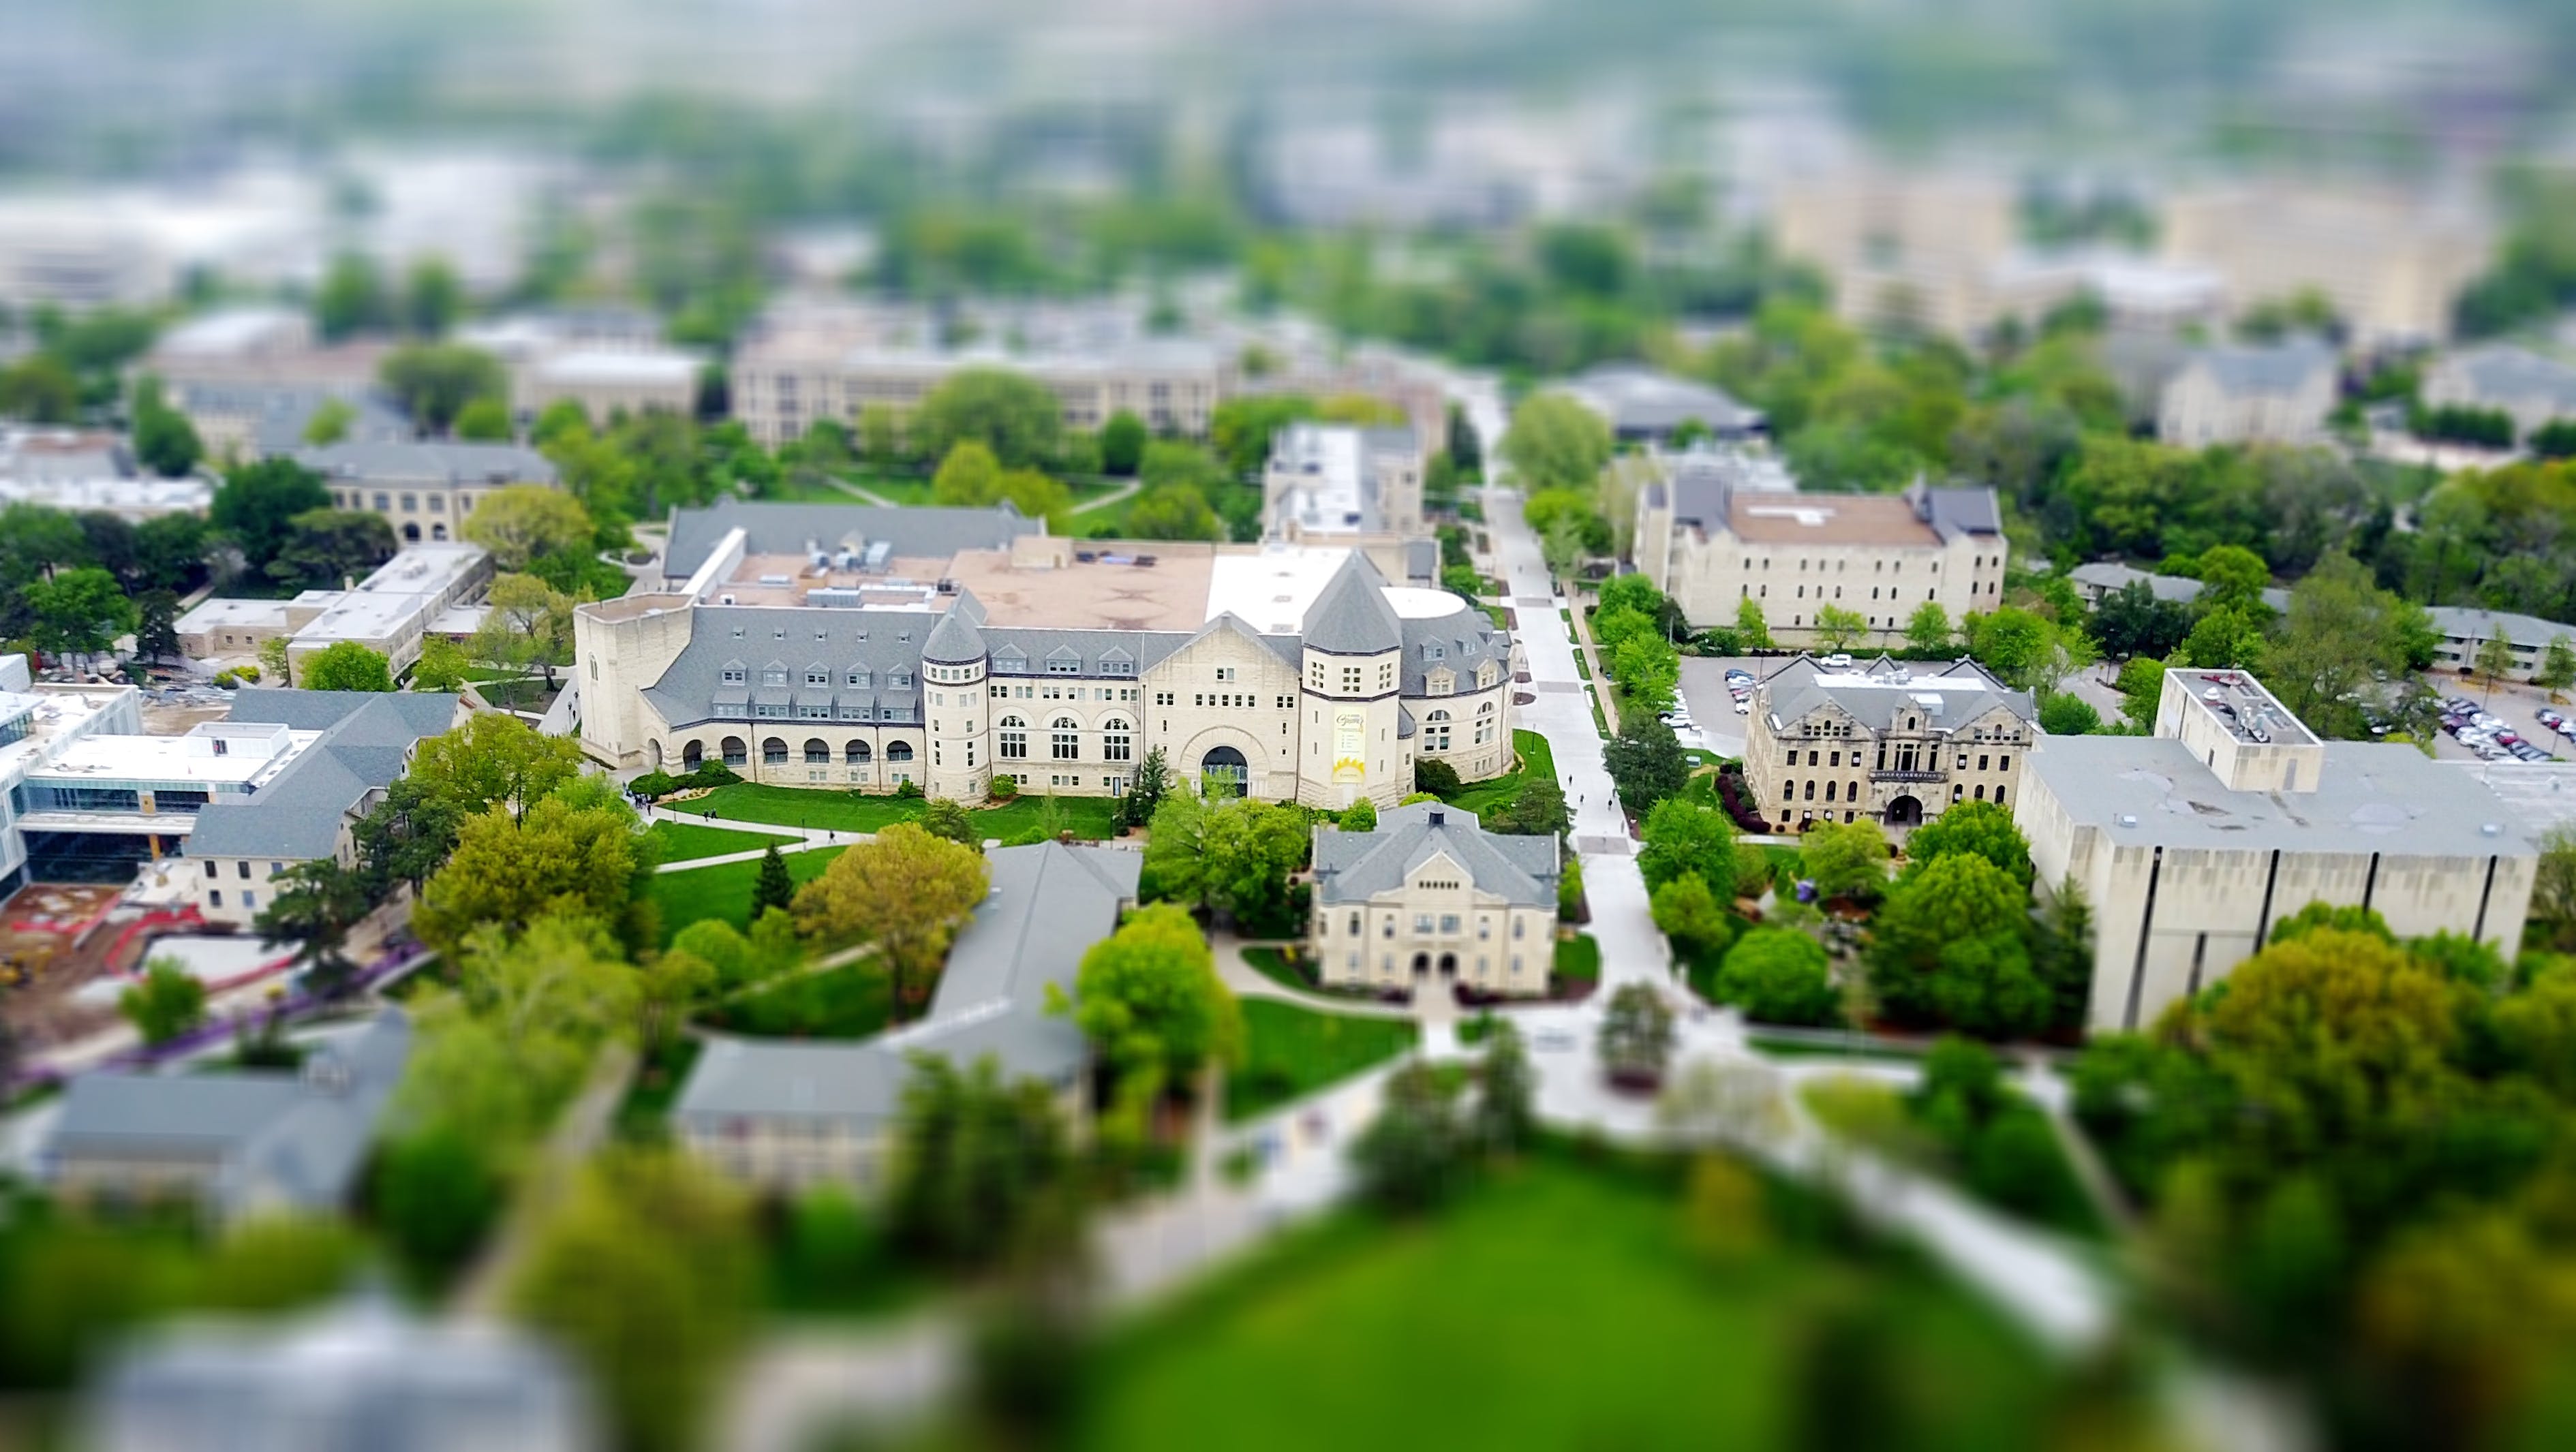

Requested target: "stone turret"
[
  {"left": 923, "top": 596, "right": 991, "bottom": 803},
  {"left": 1296, "top": 552, "right": 1408, "bottom": 809}
]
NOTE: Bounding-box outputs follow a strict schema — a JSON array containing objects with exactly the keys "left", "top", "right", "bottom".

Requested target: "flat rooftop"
[
  {"left": 2029, "top": 736, "right": 2529, "bottom": 856},
  {"left": 2171, "top": 668, "right": 2317, "bottom": 747},
  {"left": 178, "top": 598, "right": 300, "bottom": 632},
  {"left": 30, "top": 728, "right": 319, "bottom": 790},
  {"left": 944, "top": 545, "right": 1223, "bottom": 633},
  {"left": 1728, "top": 493, "right": 1940, "bottom": 547}
]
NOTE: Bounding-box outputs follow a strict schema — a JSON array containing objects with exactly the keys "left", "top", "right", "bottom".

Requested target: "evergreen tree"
[{"left": 751, "top": 844, "right": 797, "bottom": 918}]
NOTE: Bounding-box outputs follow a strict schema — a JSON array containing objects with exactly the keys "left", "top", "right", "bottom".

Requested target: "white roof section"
[
  {"left": 533, "top": 347, "right": 699, "bottom": 385},
  {"left": 1384, "top": 585, "right": 1469, "bottom": 620},
  {"left": 1204, "top": 544, "right": 1359, "bottom": 636},
  {"left": 29, "top": 724, "right": 320, "bottom": 791},
  {"left": 177, "top": 598, "right": 297, "bottom": 633}
]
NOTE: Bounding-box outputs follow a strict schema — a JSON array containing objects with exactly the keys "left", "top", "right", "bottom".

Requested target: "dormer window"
[
  {"left": 722, "top": 666, "right": 748, "bottom": 685},
  {"left": 763, "top": 668, "right": 788, "bottom": 686}
]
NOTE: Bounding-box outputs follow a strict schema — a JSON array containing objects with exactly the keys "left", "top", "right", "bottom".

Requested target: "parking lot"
[
  {"left": 2429, "top": 673, "right": 2573, "bottom": 763},
  {"left": 1672, "top": 655, "right": 1790, "bottom": 758}
]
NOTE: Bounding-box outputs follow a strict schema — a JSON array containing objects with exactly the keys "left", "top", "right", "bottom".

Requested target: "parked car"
[
  {"left": 2542, "top": 709, "right": 2567, "bottom": 729},
  {"left": 1820, "top": 653, "right": 1854, "bottom": 670}
]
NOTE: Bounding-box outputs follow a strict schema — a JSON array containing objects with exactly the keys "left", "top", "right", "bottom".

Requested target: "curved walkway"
[{"left": 1211, "top": 935, "right": 1418, "bottom": 1021}]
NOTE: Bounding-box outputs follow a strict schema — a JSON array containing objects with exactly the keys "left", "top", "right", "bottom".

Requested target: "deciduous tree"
[
  {"left": 211, "top": 459, "right": 332, "bottom": 579},
  {"left": 1798, "top": 818, "right": 1890, "bottom": 901},
  {"left": 299, "top": 641, "right": 395, "bottom": 693},
  {"left": 1501, "top": 392, "right": 1613, "bottom": 493},
  {"left": 913, "top": 368, "right": 1062, "bottom": 469},
  {"left": 412, "top": 797, "right": 651, "bottom": 954},
  {"left": 379, "top": 343, "right": 507, "bottom": 433},
  {"left": 1599, "top": 982, "right": 1676, "bottom": 1086},
  {"left": 1638, "top": 799, "right": 1736, "bottom": 901},
  {"left": 119, "top": 957, "right": 206, "bottom": 1045},
  {"left": 1604, "top": 716, "right": 1691, "bottom": 815},
  {"left": 461, "top": 485, "right": 593, "bottom": 570},
  {"left": 792, "top": 822, "right": 989, "bottom": 1007},
  {"left": 1715, "top": 928, "right": 1840, "bottom": 1026},
  {"left": 266, "top": 508, "right": 394, "bottom": 589},
  {"left": 1902, "top": 799, "right": 2033, "bottom": 887},
  {"left": 1068, "top": 901, "right": 1242, "bottom": 1096},
  {"left": 1867, "top": 852, "right": 2047, "bottom": 1037}
]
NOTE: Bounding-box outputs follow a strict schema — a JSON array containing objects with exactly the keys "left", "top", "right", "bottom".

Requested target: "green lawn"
[
  {"left": 1077, "top": 1154, "right": 2059, "bottom": 1452},
  {"left": 1553, "top": 932, "right": 1601, "bottom": 985},
  {"left": 1224, "top": 1001, "right": 1418, "bottom": 1124},
  {"left": 645, "top": 847, "right": 846, "bottom": 948},
  {"left": 647, "top": 818, "right": 797, "bottom": 863},
  {"left": 701, "top": 959, "right": 891, "bottom": 1039},
  {"left": 1445, "top": 729, "right": 1559, "bottom": 818},
  {"left": 1753, "top": 1035, "right": 1932, "bottom": 1065},
  {"left": 694, "top": 784, "right": 1123, "bottom": 841},
  {"left": 1240, "top": 946, "right": 1312, "bottom": 993}
]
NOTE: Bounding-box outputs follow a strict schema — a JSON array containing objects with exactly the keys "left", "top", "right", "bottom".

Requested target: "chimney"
[{"left": 1427, "top": 809, "right": 1444, "bottom": 826}]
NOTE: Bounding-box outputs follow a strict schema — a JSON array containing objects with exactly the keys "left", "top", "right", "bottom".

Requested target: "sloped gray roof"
[
  {"left": 1400, "top": 598, "right": 1511, "bottom": 696},
  {"left": 662, "top": 499, "right": 1039, "bottom": 579},
  {"left": 922, "top": 596, "right": 987, "bottom": 663},
  {"left": 1312, "top": 801, "right": 1559, "bottom": 908},
  {"left": 2188, "top": 340, "right": 2337, "bottom": 399},
  {"left": 48, "top": 1010, "right": 412, "bottom": 1216},
  {"left": 185, "top": 693, "right": 461, "bottom": 859},
  {"left": 1300, "top": 551, "right": 1402, "bottom": 657},
  {"left": 641, "top": 606, "right": 928, "bottom": 729},
  {"left": 1914, "top": 483, "right": 2002, "bottom": 539},
  {"left": 2427, "top": 605, "right": 2575, "bottom": 649},
  {"left": 2447, "top": 344, "right": 2576, "bottom": 414},
  {"left": 673, "top": 842, "right": 1139, "bottom": 1129},
  {"left": 1758, "top": 653, "right": 2037, "bottom": 736},
  {"left": 1560, "top": 363, "right": 1764, "bottom": 436},
  {"left": 2069, "top": 561, "right": 2205, "bottom": 605},
  {"left": 294, "top": 439, "right": 557, "bottom": 486}
]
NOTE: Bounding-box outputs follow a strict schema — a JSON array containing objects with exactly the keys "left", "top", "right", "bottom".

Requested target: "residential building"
[
  {"left": 1745, "top": 654, "right": 2039, "bottom": 835},
  {"left": 276, "top": 542, "right": 495, "bottom": 677},
  {"left": 675, "top": 840, "right": 1139, "bottom": 1189},
  {"left": 0, "top": 427, "right": 209, "bottom": 519},
  {"left": 140, "top": 309, "right": 396, "bottom": 459},
  {"left": 2065, "top": 561, "right": 2289, "bottom": 613},
  {"left": 2016, "top": 667, "right": 2536, "bottom": 1032},
  {"left": 2421, "top": 344, "right": 2576, "bottom": 441},
  {"left": 180, "top": 690, "right": 465, "bottom": 928},
  {"left": 575, "top": 501, "right": 1514, "bottom": 809},
  {"left": 86, "top": 1296, "right": 596, "bottom": 1452},
  {"left": 2160, "top": 183, "right": 2490, "bottom": 347},
  {"left": 2156, "top": 340, "right": 2340, "bottom": 447},
  {"left": 41, "top": 1010, "right": 412, "bottom": 1217},
  {"left": 1631, "top": 455, "right": 2006, "bottom": 643},
  {"left": 1308, "top": 802, "right": 1560, "bottom": 997},
  {"left": 727, "top": 300, "right": 1446, "bottom": 450},
  {"left": 2426, "top": 606, "right": 2576, "bottom": 681},
  {"left": 1263, "top": 422, "right": 1428, "bottom": 544},
  {"left": 298, "top": 439, "right": 559, "bottom": 544},
  {"left": 1551, "top": 364, "right": 1764, "bottom": 444}
]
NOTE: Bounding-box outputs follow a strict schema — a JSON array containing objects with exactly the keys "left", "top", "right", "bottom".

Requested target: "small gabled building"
[
  {"left": 1308, "top": 802, "right": 1560, "bottom": 998},
  {"left": 673, "top": 841, "right": 1140, "bottom": 1190},
  {"left": 1745, "top": 653, "right": 2038, "bottom": 836},
  {"left": 2155, "top": 339, "right": 2338, "bottom": 447},
  {"left": 41, "top": 1010, "right": 413, "bottom": 1220}
]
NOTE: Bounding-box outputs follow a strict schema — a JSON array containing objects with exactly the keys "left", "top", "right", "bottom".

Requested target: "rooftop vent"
[
  {"left": 2115, "top": 814, "right": 2140, "bottom": 827},
  {"left": 1427, "top": 809, "right": 1445, "bottom": 826}
]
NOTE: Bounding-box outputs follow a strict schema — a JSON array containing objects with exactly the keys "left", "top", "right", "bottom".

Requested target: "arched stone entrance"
[
  {"left": 1201, "top": 744, "right": 1248, "bottom": 799},
  {"left": 682, "top": 741, "right": 704, "bottom": 771},
  {"left": 1886, "top": 794, "right": 1925, "bottom": 829}
]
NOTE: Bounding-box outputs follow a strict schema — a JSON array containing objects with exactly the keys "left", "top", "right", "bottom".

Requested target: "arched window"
[
  {"left": 401, "top": 521, "right": 422, "bottom": 542},
  {"left": 1474, "top": 700, "right": 1497, "bottom": 745},
  {"left": 720, "top": 737, "right": 747, "bottom": 767},
  {"left": 803, "top": 738, "right": 829, "bottom": 764},
  {"left": 1102, "top": 717, "right": 1133, "bottom": 762},
  {"left": 1424, "top": 709, "right": 1452, "bottom": 753},
  {"left": 1052, "top": 715, "right": 1080, "bottom": 760},
  {"left": 763, "top": 737, "right": 788, "bottom": 765},
  {"left": 999, "top": 715, "right": 1028, "bottom": 760},
  {"left": 846, "top": 741, "right": 872, "bottom": 763},
  {"left": 886, "top": 741, "right": 914, "bottom": 762},
  {"left": 681, "top": 741, "right": 703, "bottom": 770}
]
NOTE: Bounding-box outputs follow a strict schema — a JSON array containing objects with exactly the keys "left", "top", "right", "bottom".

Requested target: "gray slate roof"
[
  {"left": 1759, "top": 653, "right": 2036, "bottom": 737},
  {"left": 1300, "top": 551, "right": 1403, "bottom": 657},
  {"left": 2026, "top": 735, "right": 2537, "bottom": 856},
  {"left": 46, "top": 1010, "right": 412, "bottom": 1216},
  {"left": 922, "top": 595, "right": 988, "bottom": 663},
  {"left": 184, "top": 692, "right": 461, "bottom": 859},
  {"left": 674, "top": 842, "right": 1140, "bottom": 1130},
  {"left": 641, "top": 606, "right": 930, "bottom": 729},
  {"left": 294, "top": 439, "right": 558, "bottom": 486},
  {"left": 2445, "top": 344, "right": 2576, "bottom": 415},
  {"left": 249, "top": 390, "right": 414, "bottom": 458},
  {"left": 662, "top": 499, "right": 1040, "bottom": 580},
  {"left": 1400, "top": 598, "right": 1511, "bottom": 696},
  {"left": 2427, "top": 605, "right": 2575, "bottom": 649},
  {"left": 2187, "top": 339, "right": 2337, "bottom": 399},
  {"left": 1561, "top": 363, "right": 1764, "bottom": 437},
  {"left": 1312, "top": 801, "right": 1559, "bottom": 907},
  {"left": 2068, "top": 562, "right": 2293, "bottom": 613}
]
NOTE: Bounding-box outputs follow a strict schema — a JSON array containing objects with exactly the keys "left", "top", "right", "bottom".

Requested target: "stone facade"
[
  {"left": 1744, "top": 655, "right": 2036, "bottom": 835},
  {"left": 1309, "top": 803, "right": 1561, "bottom": 997}
]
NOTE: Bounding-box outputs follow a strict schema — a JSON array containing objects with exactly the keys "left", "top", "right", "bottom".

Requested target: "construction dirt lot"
[{"left": 1, "top": 883, "right": 162, "bottom": 1052}]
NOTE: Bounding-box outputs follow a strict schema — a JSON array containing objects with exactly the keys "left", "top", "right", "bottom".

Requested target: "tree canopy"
[{"left": 792, "top": 822, "right": 989, "bottom": 1006}]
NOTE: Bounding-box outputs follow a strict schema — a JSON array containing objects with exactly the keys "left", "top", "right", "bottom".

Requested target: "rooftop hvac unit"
[
  {"left": 935, "top": 578, "right": 957, "bottom": 594},
  {"left": 837, "top": 549, "right": 860, "bottom": 570},
  {"left": 862, "top": 540, "right": 893, "bottom": 572},
  {"left": 720, "top": 593, "right": 736, "bottom": 605},
  {"left": 758, "top": 574, "right": 792, "bottom": 586}
]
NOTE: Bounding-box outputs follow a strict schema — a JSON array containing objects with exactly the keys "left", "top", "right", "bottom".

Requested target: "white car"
[{"left": 1820, "top": 653, "right": 1854, "bottom": 670}]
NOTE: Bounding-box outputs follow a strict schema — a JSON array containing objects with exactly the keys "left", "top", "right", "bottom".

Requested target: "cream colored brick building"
[
  {"left": 2161, "top": 185, "right": 2490, "bottom": 348},
  {"left": 2015, "top": 667, "right": 2536, "bottom": 1033},
  {"left": 2155, "top": 341, "right": 2339, "bottom": 448},
  {"left": 1309, "top": 802, "right": 1561, "bottom": 998},
  {"left": 300, "top": 440, "right": 559, "bottom": 544},
  {"left": 575, "top": 501, "right": 1515, "bottom": 810},
  {"left": 1263, "top": 422, "right": 1428, "bottom": 545},
  {"left": 1745, "top": 655, "right": 2037, "bottom": 835},
  {"left": 1631, "top": 457, "right": 2006, "bottom": 645}
]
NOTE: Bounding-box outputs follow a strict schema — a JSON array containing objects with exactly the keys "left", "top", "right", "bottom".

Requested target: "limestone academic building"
[{"left": 574, "top": 501, "right": 1518, "bottom": 808}]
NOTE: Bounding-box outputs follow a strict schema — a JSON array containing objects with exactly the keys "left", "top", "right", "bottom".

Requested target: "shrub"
[
  {"left": 895, "top": 779, "right": 924, "bottom": 799},
  {"left": 680, "top": 763, "right": 741, "bottom": 790},
  {"left": 1415, "top": 758, "right": 1464, "bottom": 797},
  {"left": 989, "top": 774, "right": 1018, "bottom": 801},
  {"left": 630, "top": 771, "right": 680, "bottom": 799}
]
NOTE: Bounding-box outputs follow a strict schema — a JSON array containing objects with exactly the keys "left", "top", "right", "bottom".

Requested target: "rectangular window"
[
  {"left": 237, "top": 861, "right": 251, "bottom": 879},
  {"left": 1414, "top": 914, "right": 1433, "bottom": 933},
  {"left": 1979, "top": 754, "right": 1990, "bottom": 771},
  {"left": 209, "top": 891, "right": 221, "bottom": 907},
  {"left": 1999, "top": 755, "right": 2010, "bottom": 771},
  {"left": 1439, "top": 914, "right": 1460, "bottom": 934},
  {"left": 1214, "top": 667, "right": 1236, "bottom": 682}
]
